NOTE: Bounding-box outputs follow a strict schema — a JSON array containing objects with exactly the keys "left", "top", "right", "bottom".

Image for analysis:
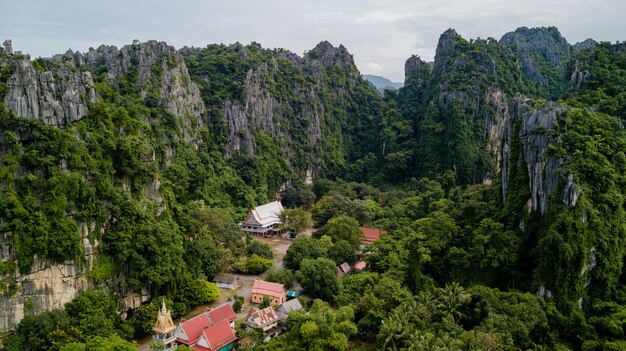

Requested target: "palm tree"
[{"left": 439, "top": 282, "right": 469, "bottom": 322}]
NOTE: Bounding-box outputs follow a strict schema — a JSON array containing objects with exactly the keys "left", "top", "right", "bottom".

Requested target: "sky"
[{"left": 1, "top": 0, "right": 624, "bottom": 82}]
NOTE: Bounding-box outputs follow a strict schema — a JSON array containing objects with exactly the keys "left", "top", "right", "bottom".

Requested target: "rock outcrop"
[
  {"left": 404, "top": 55, "right": 429, "bottom": 88},
  {"left": 3, "top": 41, "right": 204, "bottom": 138},
  {"left": 4, "top": 60, "right": 97, "bottom": 127},
  {"left": 499, "top": 27, "right": 572, "bottom": 97}
]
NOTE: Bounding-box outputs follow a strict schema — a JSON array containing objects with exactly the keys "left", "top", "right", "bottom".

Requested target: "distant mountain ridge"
[{"left": 363, "top": 74, "right": 403, "bottom": 93}]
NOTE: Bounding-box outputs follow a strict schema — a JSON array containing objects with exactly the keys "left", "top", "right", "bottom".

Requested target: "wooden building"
[
  {"left": 251, "top": 280, "right": 286, "bottom": 306},
  {"left": 244, "top": 306, "right": 281, "bottom": 332},
  {"left": 240, "top": 201, "right": 284, "bottom": 236},
  {"left": 276, "top": 298, "right": 303, "bottom": 322},
  {"left": 213, "top": 275, "right": 238, "bottom": 290}
]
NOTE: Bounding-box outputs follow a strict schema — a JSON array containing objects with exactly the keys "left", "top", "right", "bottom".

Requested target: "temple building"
[
  {"left": 175, "top": 303, "right": 237, "bottom": 351},
  {"left": 153, "top": 300, "right": 177, "bottom": 351},
  {"left": 240, "top": 201, "right": 284, "bottom": 236}
]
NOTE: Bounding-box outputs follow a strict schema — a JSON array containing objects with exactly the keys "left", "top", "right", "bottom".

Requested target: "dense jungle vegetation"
[{"left": 1, "top": 27, "right": 626, "bottom": 350}]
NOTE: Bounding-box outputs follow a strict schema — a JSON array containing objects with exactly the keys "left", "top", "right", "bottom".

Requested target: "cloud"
[{"left": 365, "top": 61, "right": 383, "bottom": 73}]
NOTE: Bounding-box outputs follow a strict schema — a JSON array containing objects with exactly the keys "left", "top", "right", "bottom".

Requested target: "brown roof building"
[{"left": 360, "top": 227, "right": 386, "bottom": 245}]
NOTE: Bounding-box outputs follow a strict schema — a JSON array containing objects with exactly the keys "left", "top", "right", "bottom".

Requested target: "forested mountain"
[
  {"left": 362, "top": 74, "right": 404, "bottom": 94},
  {"left": 0, "top": 26, "right": 625, "bottom": 350}
]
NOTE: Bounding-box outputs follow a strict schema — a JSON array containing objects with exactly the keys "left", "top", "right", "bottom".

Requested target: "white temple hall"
[{"left": 240, "top": 201, "right": 284, "bottom": 236}]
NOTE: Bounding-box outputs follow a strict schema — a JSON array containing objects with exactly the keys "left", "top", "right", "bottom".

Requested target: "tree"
[
  {"left": 214, "top": 223, "right": 245, "bottom": 255},
  {"left": 256, "top": 300, "right": 356, "bottom": 351},
  {"left": 184, "top": 228, "right": 219, "bottom": 279},
  {"left": 64, "top": 290, "right": 123, "bottom": 338},
  {"left": 236, "top": 254, "right": 274, "bottom": 274},
  {"left": 260, "top": 296, "right": 272, "bottom": 309},
  {"left": 327, "top": 239, "right": 357, "bottom": 265},
  {"left": 4, "top": 309, "right": 72, "bottom": 351},
  {"left": 283, "top": 237, "right": 329, "bottom": 271},
  {"left": 279, "top": 209, "right": 312, "bottom": 233},
  {"left": 233, "top": 295, "right": 244, "bottom": 313},
  {"left": 315, "top": 215, "right": 362, "bottom": 248},
  {"left": 282, "top": 183, "right": 316, "bottom": 209},
  {"left": 264, "top": 268, "right": 295, "bottom": 289},
  {"left": 246, "top": 240, "right": 273, "bottom": 259},
  {"left": 296, "top": 258, "right": 339, "bottom": 301},
  {"left": 59, "top": 335, "right": 136, "bottom": 351}
]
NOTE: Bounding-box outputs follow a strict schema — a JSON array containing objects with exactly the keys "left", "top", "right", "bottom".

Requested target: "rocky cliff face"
[
  {"left": 3, "top": 59, "right": 97, "bottom": 127},
  {"left": 497, "top": 98, "right": 577, "bottom": 213},
  {"left": 499, "top": 26, "right": 572, "bottom": 98},
  {"left": 3, "top": 41, "right": 204, "bottom": 140},
  {"left": 76, "top": 41, "right": 205, "bottom": 121},
  {"left": 188, "top": 41, "right": 373, "bottom": 177},
  {"left": 1, "top": 221, "right": 99, "bottom": 332}
]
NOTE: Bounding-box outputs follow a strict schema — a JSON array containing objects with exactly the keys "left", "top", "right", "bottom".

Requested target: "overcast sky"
[{"left": 1, "top": 0, "right": 624, "bottom": 81}]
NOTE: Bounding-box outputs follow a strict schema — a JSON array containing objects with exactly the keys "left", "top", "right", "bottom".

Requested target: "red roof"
[
  {"left": 360, "top": 227, "right": 385, "bottom": 245},
  {"left": 206, "top": 303, "right": 236, "bottom": 324},
  {"left": 178, "top": 313, "right": 211, "bottom": 344},
  {"left": 354, "top": 261, "right": 367, "bottom": 271},
  {"left": 252, "top": 280, "right": 285, "bottom": 298},
  {"left": 199, "top": 320, "right": 237, "bottom": 351}
]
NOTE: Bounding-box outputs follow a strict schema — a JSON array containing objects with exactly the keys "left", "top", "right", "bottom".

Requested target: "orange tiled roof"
[{"left": 252, "top": 280, "right": 285, "bottom": 298}]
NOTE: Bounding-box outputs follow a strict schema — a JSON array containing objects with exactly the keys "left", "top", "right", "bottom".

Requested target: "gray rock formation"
[
  {"left": 433, "top": 29, "right": 462, "bottom": 76},
  {"left": 486, "top": 92, "right": 572, "bottom": 214},
  {"left": 3, "top": 39, "right": 12, "bottom": 55},
  {"left": 499, "top": 27, "right": 572, "bottom": 96},
  {"left": 224, "top": 60, "right": 323, "bottom": 158},
  {"left": 404, "top": 55, "right": 429, "bottom": 88},
  {"left": 4, "top": 59, "right": 97, "bottom": 126},
  {"left": 573, "top": 38, "right": 597, "bottom": 52},
  {"left": 4, "top": 40, "right": 204, "bottom": 137}
]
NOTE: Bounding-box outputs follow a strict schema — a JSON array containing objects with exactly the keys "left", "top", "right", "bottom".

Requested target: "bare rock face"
[
  {"left": 3, "top": 39, "right": 13, "bottom": 55},
  {"left": 404, "top": 55, "right": 429, "bottom": 88},
  {"left": 499, "top": 27, "right": 571, "bottom": 95},
  {"left": 517, "top": 100, "right": 567, "bottom": 213},
  {"left": 3, "top": 60, "right": 97, "bottom": 127},
  {"left": 4, "top": 40, "right": 204, "bottom": 138},
  {"left": 0, "top": 222, "right": 95, "bottom": 332}
]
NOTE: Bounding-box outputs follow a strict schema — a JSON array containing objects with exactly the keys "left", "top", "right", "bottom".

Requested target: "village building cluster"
[
  {"left": 152, "top": 279, "right": 303, "bottom": 350},
  {"left": 153, "top": 201, "right": 386, "bottom": 350}
]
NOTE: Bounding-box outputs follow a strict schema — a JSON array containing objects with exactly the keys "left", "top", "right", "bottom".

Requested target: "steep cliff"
[
  {"left": 183, "top": 41, "right": 382, "bottom": 179},
  {"left": 499, "top": 26, "right": 572, "bottom": 99},
  {"left": 3, "top": 40, "right": 204, "bottom": 141},
  {"left": 392, "top": 27, "right": 625, "bottom": 305},
  {"left": 3, "top": 59, "right": 96, "bottom": 127}
]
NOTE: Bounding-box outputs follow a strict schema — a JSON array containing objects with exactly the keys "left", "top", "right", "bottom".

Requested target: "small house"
[
  {"left": 240, "top": 201, "right": 284, "bottom": 236},
  {"left": 276, "top": 298, "right": 303, "bottom": 322},
  {"left": 354, "top": 261, "right": 367, "bottom": 271},
  {"left": 213, "top": 275, "right": 238, "bottom": 290},
  {"left": 251, "top": 280, "right": 286, "bottom": 306},
  {"left": 337, "top": 262, "right": 352, "bottom": 277},
  {"left": 360, "top": 227, "right": 386, "bottom": 246},
  {"left": 244, "top": 306, "right": 281, "bottom": 332},
  {"left": 175, "top": 303, "right": 237, "bottom": 351}
]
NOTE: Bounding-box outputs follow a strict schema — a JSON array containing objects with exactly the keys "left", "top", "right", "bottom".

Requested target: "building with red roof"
[
  {"left": 354, "top": 260, "right": 367, "bottom": 271},
  {"left": 206, "top": 303, "right": 237, "bottom": 329},
  {"left": 175, "top": 303, "right": 237, "bottom": 351},
  {"left": 251, "top": 280, "right": 286, "bottom": 305},
  {"left": 360, "top": 227, "right": 386, "bottom": 245}
]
